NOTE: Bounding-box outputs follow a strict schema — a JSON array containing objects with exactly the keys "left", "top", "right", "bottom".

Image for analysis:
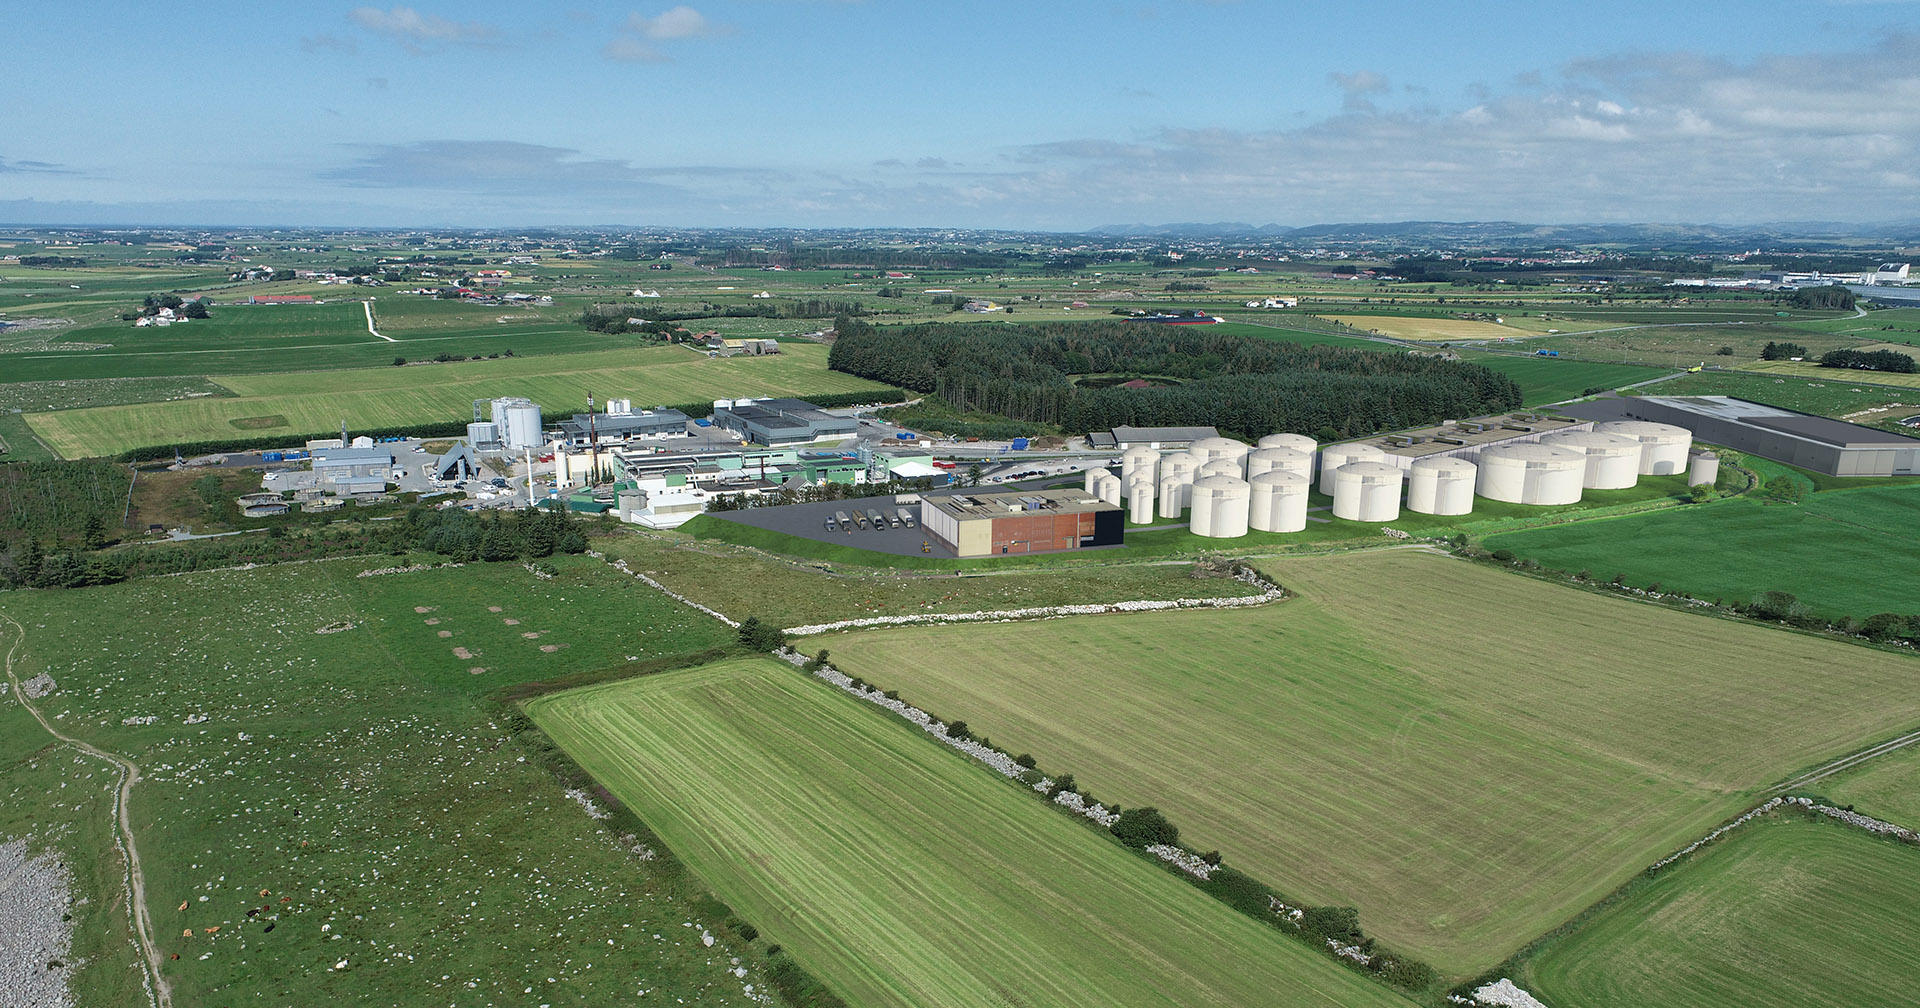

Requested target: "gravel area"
[{"left": 0, "top": 838, "right": 76, "bottom": 1008}]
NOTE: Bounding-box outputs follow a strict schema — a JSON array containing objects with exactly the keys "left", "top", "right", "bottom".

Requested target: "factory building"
[
  {"left": 488, "top": 397, "right": 544, "bottom": 451},
  {"left": 711, "top": 398, "right": 858, "bottom": 446},
  {"left": 1568, "top": 396, "right": 1920, "bottom": 477},
  {"left": 554, "top": 405, "right": 690, "bottom": 446},
  {"left": 1085, "top": 425, "right": 1220, "bottom": 450},
  {"left": 920, "top": 489, "right": 1124, "bottom": 557},
  {"left": 310, "top": 444, "right": 395, "bottom": 495}
]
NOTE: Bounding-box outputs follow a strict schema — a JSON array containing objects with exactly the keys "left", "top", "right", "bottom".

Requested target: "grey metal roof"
[{"left": 1110, "top": 425, "right": 1220, "bottom": 443}]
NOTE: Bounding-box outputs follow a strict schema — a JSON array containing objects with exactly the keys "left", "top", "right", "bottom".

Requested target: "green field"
[
  {"left": 1210, "top": 320, "right": 1388, "bottom": 350},
  {"left": 1523, "top": 819, "right": 1920, "bottom": 1008},
  {"left": 1811, "top": 743, "right": 1920, "bottom": 829},
  {"left": 1455, "top": 353, "right": 1669, "bottom": 404},
  {"left": 820, "top": 550, "right": 1920, "bottom": 976},
  {"left": 1628, "top": 369, "right": 1920, "bottom": 426},
  {"left": 527, "top": 657, "right": 1411, "bottom": 1008},
  {"left": 28, "top": 343, "right": 894, "bottom": 456},
  {"left": 0, "top": 555, "right": 766, "bottom": 1006},
  {"left": 1483, "top": 483, "right": 1920, "bottom": 619}
]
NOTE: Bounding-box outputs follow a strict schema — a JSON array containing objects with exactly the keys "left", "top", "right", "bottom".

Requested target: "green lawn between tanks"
[
  {"left": 1817, "top": 743, "right": 1920, "bottom": 829},
  {"left": 28, "top": 343, "right": 893, "bottom": 457},
  {"left": 1520, "top": 818, "right": 1920, "bottom": 1008},
  {"left": 818, "top": 549, "right": 1920, "bottom": 978},
  {"left": 526, "top": 657, "right": 1412, "bottom": 1008},
  {"left": 0, "top": 554, "right": 762, "bottom": 1007},
  {"left": 1482, "top": 483, "right": 1920, "bottom": 620}
]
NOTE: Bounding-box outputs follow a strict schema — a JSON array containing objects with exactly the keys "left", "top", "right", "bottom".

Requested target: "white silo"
[
  {"left": 1332, "top": 461, "right": 1403, "bottom": 522},
  {"left": 1191, "top": 436, "right": 1250, "bottom": 474},
  {"left": 1083, "top": 467, "right": 1112, "bottom": 494},
  {"left": 1594, "top": 421, "right": 1693, "bottom": 475},
  {"left": 1190, "top": 475, "right": 1251, "bottom": 538},
  {"left": 1406, "top": 457, "right": 1478, "bottom": 515},
  {"left": 1246, "top": 446, "right": 1313, "bottom": 480},
  {"left": 1095, "top": 473, "right": 1123, "bottom": 507},
  {"left": 1128, "top": 479, "right": 1156, "bottom": 523},
  {"left": 1158, "top": 472, "right": 1186, "bottom": 519},
  {"left": 467, "top": 421, "right": 500, "bottom": 446},
  {"left": 1543, "top": 430, "right": 1643, "bottom": 489},
  {"left": 1319, "top": 443, "right": 1387, "bottom": 496},
  {"left": 1687, "top": 450, "right": 1720, "bottom": 487},
  {"left": 1248, "top": 470, "right": 1310, "bottom": 532},
  {"left": 1475, "top": 443, "right": 1587, "bottom": 505},
  {"left": 1258, "top": 432, "right": 1318, "bottom": 455},
  {"left": 492, "top": 397, "right": 544, "bottom": 450},
  {"left": 1121, "top": 446, "right": 1160, "bottom": 494},
  {"left": 1161, "top": 453, "right": 1203, "bottom": 511},
  {"left": 1198, "top": 459, "right": 1243, "bottom": 480}
]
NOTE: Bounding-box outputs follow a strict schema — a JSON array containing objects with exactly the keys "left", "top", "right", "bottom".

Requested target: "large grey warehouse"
[{"left": 1568, "top": 395, "right": 1920, "bottom": 477}]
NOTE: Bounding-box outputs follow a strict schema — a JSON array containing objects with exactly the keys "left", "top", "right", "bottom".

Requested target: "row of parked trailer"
[{"left": 825, "top": 507, "right": 918, "bottom": 532}]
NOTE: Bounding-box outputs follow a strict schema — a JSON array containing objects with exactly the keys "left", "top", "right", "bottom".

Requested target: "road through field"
[
  {"left": 363, "top": 301, "right": 394, "bottom": 342},
  {"left": 1, "top": 613, "right": 169, "bottom": 1008}
]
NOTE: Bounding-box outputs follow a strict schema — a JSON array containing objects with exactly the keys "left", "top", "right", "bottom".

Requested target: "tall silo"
[
  {"left": 1161, "top": 453, "right": 1203, "bottom": 511},
  {"left": 1121, "top": 446, "right": 1160, "bottom": 494},
  {"left": 1083, "top": 467, "right": 1112, "bottom": 494},
  {"left": 1332, "top": 461, "right": 1403, "bottom": 522},
  {"left": 1094, "top": 473, "right": 1123, "bottom": 507},
  {"left": 1543, "top": 430, "right": 1643, "bottom": 489},
  {"left": 1687, "top": 450, "right": 1720, "bottom": 487},
  {"left": 1248, "top": 470, "right": 1310, "bottom": 532},
  {"left": 1198, "top": 458, "right": 1244, "bottom": 480},
  {"left": 1319, "top": 443, "right": 1387, "bottom": 496},
  {"left": 1258, "top": 432, "right": 1318, "bottom": 454},
  {"left": 1593, "top": 420, "right": 1693, "bottom": 475},
  {"left": 1128, "top": 479, "right": 1156, "bottom": 523},
  {"left": 1157, "top": 471, "right": 1186, "bottom": 519},
  {"left": 1475, "top": 443, "right": 1587, "bottom": 505},
  {"left": 1246, "top": 446, "right": 1313, "bottom": 480},
  {"left": 1191, "top": 436, "right": 1250, "bottom": 475},
  {"left": 1406, "top": 457, "right": 1477, "bottom": 515},
  {"left": 1190, "top": 475, "right": 1251, "bottom": 538},
  {"left": 492, "top": 397, "right": 544, "bottom": 450}
]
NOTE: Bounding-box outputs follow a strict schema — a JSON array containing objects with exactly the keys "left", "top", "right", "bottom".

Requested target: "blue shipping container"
[
  {"left": 694, "top": 418, "right": 713, "bottom": 427},
  {"left": 896, "top": 432, "right": 915, "bottom": 440},
  {"left": 262, "top": 451, "right": 284, "bottom": 462},
  {"left": 1010, "top": 437, "right": 1030, "bottom": 450}
]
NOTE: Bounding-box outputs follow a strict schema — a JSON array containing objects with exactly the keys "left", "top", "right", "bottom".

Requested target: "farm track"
[
  {"left": 1774, "top": 727, "right": 1920, "bottom": 793},
  {"left": 1, "top": 613, "right": 170, "bottom": 1008},
  {"left": 363, "top": 301, "right": 395, "bottom": 342}
]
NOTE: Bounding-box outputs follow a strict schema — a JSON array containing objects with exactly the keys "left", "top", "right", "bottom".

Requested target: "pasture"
[
  {"left": 1453, "top": 353, "right": 1667, "bottom": 405},
  {"left": 1321, "top": 314, "right": 1541, "bottom": 341},
  {"left": 819, "top": 549, "right": 1920, "bottom": 976},
  {"left": 526, "top": 657, "right": 1411, "bottom": 1008},
  {"left": 1737, "top": 358, "right": 1920, "bottom": 389},
  {"left": 1627, "top": 370, "right": 1920, "bottom": 426},
  {"left": 1523, "top": 819, "right": 1920, "bottom": 1008},
  {"left": 27, "top": 343, "right": 893, "bottom": 457},
  {"left": 0, "top": 555, "right": 757, "bottom": 1007},
  {"left": 1209, "top": 320, "right": 1387, "bottom": 350},
  {"left": 1482, "top": 484, "right": 1920, "bottom": 619},
  {"left": 1817, "top": 743, "right": 1920, "bottom": 829}
]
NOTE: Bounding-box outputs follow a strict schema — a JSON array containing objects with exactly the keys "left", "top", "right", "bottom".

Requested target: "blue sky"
[{"left": 4, "top": 1, "right": 1918, "bottom": 229}]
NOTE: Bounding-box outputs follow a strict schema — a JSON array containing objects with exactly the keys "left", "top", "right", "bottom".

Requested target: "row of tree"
[
  {"left": 1759, "top": 341, "right": 1809, "bottom": 360},
  {"left": 827, "top": 317, "right": 1522, "bottom": 439},
  {"left": 1818, "top": 348, "right": 1917, "bottom": 373}
]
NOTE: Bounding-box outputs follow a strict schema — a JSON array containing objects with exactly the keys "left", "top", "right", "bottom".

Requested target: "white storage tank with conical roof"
[
  {"left": 1594, "top": 420, "right": 1693, "bottom": 475},
  {"left": 1157, "top": 472, "right": 1186, "bottom": 518},
  {"left": 1319, "top": 443, "right": 1387, "bottom": 495},
  {"left": 1083, "top": 467, "right": 1112, "bottom": 494},
  {"left": 1543, "top": 430, "right": 1643, "bottom": 489},
  {"left": 1191, "top": 436, "right": 1250, "bottom": 474},
  {"left": 1332, "top": 461, "right": 1403, "bottom": 522},
  {"left": 1160, "top": 453, "right": 1203, "bottom": 510},
  {"left": 1198, "top": 458, "right": 1244, "bottom": 480},
  {"left": 1476, "top": 443, "right": 1587, "bottom": 505},
  {"left": 1687, "top": 450, "right": 1720, "bottom": 487},
  {"left": 1128, "top": 479, "right": 1156, "bottom": 523},
  {"left": 1258, "top": 432, "right": 1318, "bottom": 454},
  {"left": 1094, "top": 473, "right": 1123, "bottom": 507},
  {"left": 1248, "top": 470, "right": 1310, "bottom": 532},
  {"left": 1121, "top": 446, "right": 1160, "bottom": 495},
  {"left": 1406, "top": 457, "right": 1478, "bottom": 515},
  {"left": 1190, "top": 475, "right": 1251, "bottom": 538},
  {"left": 1246, "top": 445, "right": 1313, "bottom": 480}
]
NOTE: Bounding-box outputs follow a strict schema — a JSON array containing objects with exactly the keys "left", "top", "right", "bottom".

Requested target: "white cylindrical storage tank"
[
  {"left": 1121, "top": 446, "right": 1160, "bottom": 493},
  {"left": 1095, "top": 474, "right": 1123, "bottom": 507},
  {"left": 1198, "top": 459, "right": 1243, "bottom": 480},
  {"left": 1319, "top": 443, "right": 1387, "bottom": 495},
  {"left": 1476, "top": 444, "right": 1587, "bottom": 505},
  {"left": 1248, "top": 470, "right": 1310, "bottom": 533},
  {"left": 1406, "top": 457, "right": 1478, "bottom": 515},
  {"left": 500, "top": 403, "right": 543, "bottom": 450},
  {"left": 1158, "top": 472, "right": 1186, "bottom": 518},
  {"left": 1332, "top": 462, "right": 1403, "bottom": 522},
  {"left": 1083, "top": 467, "right": 1112, "bottom": 494},
  {"left": 1258, "top": 432, "right": 1318, "bottom": 454},
  {"left": 1687, "top": 450, "right": 1720, "bottom": 487},
  {"left": 1594, "top": 421, "right": 1693, "bottom": 475},
  {"left": 1246, "top": 446, "right": 1313, "bottom": 480},
  {"left": 467, "top": 421, "right": 499, "bottom": 445},
  {"left": 1190, "top": 475, "right": 1251, "bottom": 538},
  {"left": 1161, "top": 453, "right": 1203, "bottom": 511},
  {"left": 1543, "top": 431, "right": 1643, "bottom": 490},
  {"left": 1128, "top": 479, "right": 1156, "bottom": 523},
  {"left": 1190, "top": 436, "right": 1250, "bottom": 473}
]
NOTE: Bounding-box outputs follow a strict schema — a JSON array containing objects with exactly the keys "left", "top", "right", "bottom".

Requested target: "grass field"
[
  {"left": 1817, "top": 744, "right": 1920, "bottom": 829},
  {"left": 1482, "top": 483, "right": 1920, "bottom": 619},
  {"left": 0, "top": 555, "right": 768, "bottom": 1006},
  {"left": 1322, "top": 314, "right": 1540, "bottom": 341},
  {"left": 28, "top": 343, "right": 893, "bottom": 457},
  {"left": 1626, "top": 369, "right": 1920, "bottom": 425},
  {"left": 1734, "top": 358, "right": 1920, "bottom": 389},
  {"left": 526, "top": 657, "right": 1411, "bottom": 1008},
  {"left": 1522, "top": 819, "right": 1920, "bottom": 1008},
  {"left": 1209, "top": 320, "right": 1387, "bottom": 350},
  {"left": 1455, "top": 353, "right": 1668, "bottom": 404},
  {"left": 820, "top": 549, "right": 1920, "bottom": 976}
]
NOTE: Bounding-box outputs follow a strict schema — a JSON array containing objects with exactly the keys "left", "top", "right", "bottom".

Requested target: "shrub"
[
  {"left": 736, "top": 616, "right": 787, "bottom": 652},
  {"left": 1014, "top": 753, "right": 1037, "bottom": 769},
  {"left": 945, "top": 720, "right": 972, "bottom": 741},
  {"left": 1046, "top": 773, "right": 1076, "bottom": 798},
  {"left": 1110, "top": 806, "right": 1179, "bottom": 848},
  {"left": 1490, "top": 548, "right": 1516, "bottom": 563},
  {"left": 1301, "top": 906, "right": 1362, "bottom": 944}
]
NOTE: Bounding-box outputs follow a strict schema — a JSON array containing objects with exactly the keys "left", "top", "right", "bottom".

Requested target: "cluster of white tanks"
[{"left": 1111, "top": 417, "right": 1700, "bottom": 539}]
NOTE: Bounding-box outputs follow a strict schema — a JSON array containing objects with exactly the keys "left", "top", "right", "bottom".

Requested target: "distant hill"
[{"left": 1087, "top": 220, "right": 1920, "bottom": 249}]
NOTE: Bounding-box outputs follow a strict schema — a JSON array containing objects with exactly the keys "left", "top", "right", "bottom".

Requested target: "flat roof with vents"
[
  {"left": 1342, "top": 412, "right": 1591, "bottom": 460},
  {"left": 924, "top": 488, "right": 1115, "bottom": 520}
]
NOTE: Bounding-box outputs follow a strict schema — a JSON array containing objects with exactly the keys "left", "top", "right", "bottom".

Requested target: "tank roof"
[
  {"left": 1480, "top": 443, "right": 1587, "bottom": 465},
  {"left": 1248, "top": 445, "right": 1310, "bottom": 460},
  {"left": 1410, "top": 456, "right": 1478, "bottom": 474},
  {"left": 1192, "top": 474, "right": 1250, "bottom": 491},
  {"left": 1593, "top": 420, "right": 1691, "bottom": 440},
  {"left": 1191, "top": 436, "right": 1249, "bottom": 453},
  {"left": 1336, "top": 460, "right": 1403, "bottom": 479},
  {"left": 1249, "top": 470, "right": 1309, "bottom": 486},
  {"left": 1346, "top": 411, "right": 1590, "bottom": 459}
]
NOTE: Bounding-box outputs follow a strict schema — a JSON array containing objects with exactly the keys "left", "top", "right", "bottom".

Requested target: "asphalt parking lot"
[{"left": 710, "top": 496, "right": 957, "bottom": 558}]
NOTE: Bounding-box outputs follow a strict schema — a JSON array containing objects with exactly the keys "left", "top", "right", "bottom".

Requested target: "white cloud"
[
  {"left": 625, "top": 6, "right": 731, "bottom": 41},
  {"left": 349, "top": 6, "right": 497, "bottom": 46}
]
